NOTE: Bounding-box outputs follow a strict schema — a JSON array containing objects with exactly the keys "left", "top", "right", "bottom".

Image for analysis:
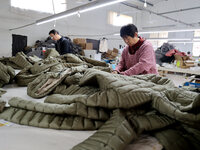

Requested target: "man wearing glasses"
[{"left": 49, "top": 29, "right": 72, "bottom": 55}]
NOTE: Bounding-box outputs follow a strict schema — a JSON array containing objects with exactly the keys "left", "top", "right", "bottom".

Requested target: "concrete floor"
[{"left": 165, "top": 74, "right": 191, "bottom": 87}]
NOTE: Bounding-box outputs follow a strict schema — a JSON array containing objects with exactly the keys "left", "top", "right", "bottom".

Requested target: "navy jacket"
[{"left": 56, "top": 37, "right": 72, "bottom": 55}]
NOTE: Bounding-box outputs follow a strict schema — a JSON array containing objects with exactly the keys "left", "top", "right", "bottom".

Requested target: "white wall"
[
  {"left": 0, "top": 0, "right": 139, "bottom": 57},
  {"left": 0, "top": 0, "right": 199, "bottom": 57},
  {"left": 168, "top": 32, "right": 194, "bottom": 53}
]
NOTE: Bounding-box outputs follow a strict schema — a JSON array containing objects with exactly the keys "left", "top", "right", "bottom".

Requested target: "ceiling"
[
  {"left": 66, "top": 0, "right": 200, "bottom": 30},
  {"left": 1, "top": 0, "right": 200, "bottom": 32},
  {"left": 122, "top": 0, "right": 200, "bottom": 29}
]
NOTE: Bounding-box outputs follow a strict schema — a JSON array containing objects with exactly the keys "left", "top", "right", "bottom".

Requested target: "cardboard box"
[
  {"left": 113, "top": 48, "right": 119, "bottom": 53},
  {"left": 111, "top": 52, "right": 118, "bottom": 57},
  {"left": 174, "top": 55, "right": 189, "bottom": 61},
  {"left": 78, "top": 43, "right": 86, "bottom": 49},
  {"left": 73, "top": 38, "right": 86, "bottom": 44},
  {"left": 85, "top": 43, "right": 93, "bottom": 50},
  {"left": 185, "top": 62, "right": 195, "bottom": 67},
  {"left": 174, "top": 55, "right": 190, "bottom": 69}
]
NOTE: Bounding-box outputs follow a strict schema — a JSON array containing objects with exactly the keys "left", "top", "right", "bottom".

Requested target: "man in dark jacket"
[{"left": 49, "top": 29, "right": 72, "bottom": 55}]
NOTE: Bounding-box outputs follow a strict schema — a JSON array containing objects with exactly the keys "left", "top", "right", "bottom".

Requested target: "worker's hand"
[{"left": 112, "top": 70, "right": 118, "bottom": 74}]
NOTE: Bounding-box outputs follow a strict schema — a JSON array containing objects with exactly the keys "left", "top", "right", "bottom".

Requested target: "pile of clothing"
[
  {"left": 155, "top": 43, "right": 175, "bottom": 65},
  {"left": 0, "top": 51, "right": 199, "bottom": 150}
]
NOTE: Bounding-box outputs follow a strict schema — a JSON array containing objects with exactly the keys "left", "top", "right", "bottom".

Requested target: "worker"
[
  {"left": 49, "top": 29, "right": 72, "bottom": 55},
  {"left": 112, "top": 24, "right": 158, "bottom": 76}
]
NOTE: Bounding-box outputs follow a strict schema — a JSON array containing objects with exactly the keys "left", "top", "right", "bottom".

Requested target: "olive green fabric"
[
  {"left": 28, "top": 55, "right": 42, "bottom": 63},
  {"left": 64, "top": 73, "right": 83, "bottom": 85},
  {"left": 92, "top": 66, "right": 112, "bottom": 72},
  {"left": 59, "top": 54, "right": 108, "bottom": 67},
  {"left": 29, "top": 58, "right": 64, "bottom": 74},
  {"left": 1, "top": 69, "right": 200, "bottom": 150},
  {"left": 15, "top": 58, "right": 65, "bottom": 86},
  {"left": 0, "top": 57, "right": 22, "bottom": 69},
  {"left": 154, "top": 125, "right": 200, "bottom": 150},
  {"left": 0, "top": 51, "right": 39, "bottom": 71},
  {"left": 80, "top": 55, "right": 108, "bottom": 67},
  {"left": 60, "top": 54, "right": 84, "bottom": 64},
  {"left": 0, "top": 89, "right": 6, "bottom": 113},
  {"left": 0, "top": 62, "right": 15, "bottom": 87},
  {"left": 7, "top": 97, "right": 109, "bottom": 120},
  {"left": 72, "top": 110, "right": 136, "bottom": 150},
  {"left": 15, "top": 66, "right": 48, "bottom": 86},
  {"left": 43, "top": 49, "right": 60, "bottom": 59},
  {"left": 0, "top": 98, "right": 6, "bottom": 113},
  {"left": 126, "top": 110, "right": 175, "bottom": 134},
  {"left": 0, "top": 88, "right": 6, "bottom": 97},
  {"left": 0, "top": 51, "right": 34, "bottom": 70},
  {"left": 0, "top": 107, "right": 104, "bottom": 130},
  {"left": 27, "top": 69, "right": 71, "bottom": 98},
  {"left": 27, "top": 65, "right": 90, "bottom": 98},
  {"left": 15, "top": 54, "right": 111, "bottom": 87},
  {"left": 53, "top": 84, "right": 99, "bottom": 95},
  {"left": 9, "top": 52, "right": 32, "bottom": 69},
  {"left": 0, "top": 100, "right": 6, "bottom": 113}
]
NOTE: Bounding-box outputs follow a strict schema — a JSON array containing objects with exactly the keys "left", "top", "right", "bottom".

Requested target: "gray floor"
[{"left": 165, "top": 74, "right": 191, "bottom": 87}]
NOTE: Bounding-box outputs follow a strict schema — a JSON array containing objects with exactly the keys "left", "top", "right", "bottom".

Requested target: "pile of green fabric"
[
  {"left": 0, "top": 88, "right": 6, "bottom": 113},
  {"left": 0, "top": 62, "right": 15, "bottom": 87},
  {"left": 15, "top": 52, "right": 110, "bottom": 86},
  {"left": 0, "top": 68, "right": 199, "bottom": 150},
  {"left": 0, "top": 52, "right": 34, "bottom": 69},
  {"left": 0, "top": 51, "right": 199, "bottom": 150}
]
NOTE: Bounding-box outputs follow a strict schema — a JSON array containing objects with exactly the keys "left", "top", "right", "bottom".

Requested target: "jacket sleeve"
[
  {"left": 61, "top": 40, "right": 71, "bottom": 55},
  {"left": 120, "top": 44, "right": 155, "bottom": 76},
  {"left": 115, "top": 49, "right": 126, "bottom": 72}
]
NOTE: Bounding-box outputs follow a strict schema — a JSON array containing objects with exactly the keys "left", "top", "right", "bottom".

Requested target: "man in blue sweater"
[{"left": 49, "top": 29, "right": 72, "bottom": 55}]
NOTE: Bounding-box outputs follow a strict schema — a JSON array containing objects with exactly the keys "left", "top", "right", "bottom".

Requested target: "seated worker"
[
  {"left": 49, "top": 29, "right": 72, "bottom": 55},
  {"left": 112, "top": 24, "right": 158, "bottom": 76}
]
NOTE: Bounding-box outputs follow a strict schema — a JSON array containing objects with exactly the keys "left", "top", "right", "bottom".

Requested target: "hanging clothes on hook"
[{"left": 99, "top": 37, "right": 108, "bottom": 53}]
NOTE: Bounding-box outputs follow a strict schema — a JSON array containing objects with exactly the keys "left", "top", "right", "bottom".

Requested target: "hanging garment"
[{"left": 99, "top": 38, "right": 108, "bottom": 53}]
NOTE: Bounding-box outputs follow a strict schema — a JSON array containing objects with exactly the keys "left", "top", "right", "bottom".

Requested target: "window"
[
  {"left": 11, "top": 0, "right": 66, "bottom": 14},
  {"left": 149, "top": 33, "right": 159, "bottom": 38},
  {"left": 149, "top": 32, "right": 168, "bottom": 49},
  {"left": 194, "top": 30, "right": 200, "bottom": 37},
  {"left": 158, "top": 32, "right": 168, "bottom": 38},
  {"left": 192, "top": 42, "right": 200, "bottom": 56},
  {"left": 108, "top": 11, "right": 133, "bottom": 26},
  {"left": 149, "top": 32, "right": 168, "bottom": 38},
  {"left": 149, "top": 40, "right": 168, "bottom": 50}
]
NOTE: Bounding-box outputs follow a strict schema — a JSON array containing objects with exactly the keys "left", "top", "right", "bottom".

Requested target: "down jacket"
[{"left": 0, "top": 69, "right": 200, "bottom": 150}]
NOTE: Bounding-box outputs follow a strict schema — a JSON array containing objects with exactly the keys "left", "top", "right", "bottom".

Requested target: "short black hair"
[
  {"left": 120, "top": 24, "right": 138, "bottom": 38},
  {"left": 49, "top": 29, "right": 59, "bottom": 35}
]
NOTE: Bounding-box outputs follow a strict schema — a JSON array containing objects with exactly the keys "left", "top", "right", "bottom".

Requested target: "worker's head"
[
  {"left": 49, "top": 29, "right": 61, "bottom": 41},
  {"left": 120, "top": 24, "right": 139, "bottom": 46}
]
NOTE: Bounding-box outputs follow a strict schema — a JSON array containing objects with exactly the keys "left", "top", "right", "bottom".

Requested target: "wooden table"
[{"left": 158, "top": 66, "right": 200, "bottom": 76}]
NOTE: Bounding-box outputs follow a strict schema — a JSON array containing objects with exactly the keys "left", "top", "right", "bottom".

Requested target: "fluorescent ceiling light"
[
  {"left": 168, "top": 41, "right": 200, "bottom": 44},
  {"left": 37, "top": 12, "right": 77, "bottom": 25},
  {"left": 114, "top": 28, "right": 200, "bottom": 36},
  {"left": 144, "top": 0, "right": 147, "bottom": 7},
  {"left": 36, "top": 0, "right": 127, "bottom": 25},
  {"left": 114, "top": 30, "right": 200, "bottom": 36},
  {"left": 147, "top": 38, "right": 191, "bottom": 41},
  {"left": 113, "top": 35, "right": 192, "bottom": 41},
  {"left": 80, "top": 0, "right": 126, "bottom": 13},
  {"left": 140, "top": 29, "right": 200, "bottom": 34},
  {"left": 193, "top": 38, "right": 200, "bottom": 41}
]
